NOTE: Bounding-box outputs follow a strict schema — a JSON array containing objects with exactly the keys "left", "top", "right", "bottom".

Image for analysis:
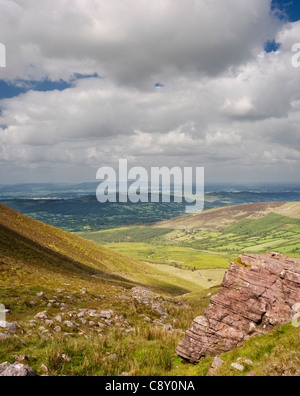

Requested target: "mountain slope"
[{"left": 0, "top": 204, "right": 208, "bottom": 295}]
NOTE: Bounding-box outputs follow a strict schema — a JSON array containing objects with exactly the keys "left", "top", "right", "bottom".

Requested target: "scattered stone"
[
  {"left": 41, "top": 364, "right": 50, "bottom": 375},
  {"left": 0, "top": 321, "right": 17, "bottom": 333},
  {"left": 54, "top": 326, "right": 62, "bottom": 333},
  {"left": 230, "top": 363, "right": 245, "bottom": 372},
  {"left": 208, "top": 356, "right": 224, "bottom": 376},
  {"left": 244, "top": 359, "right": 254, "bottom": 366},
  {"left": 100, "top": 310, "right": 114, "bottom": 320},
  {"left": 64, "top": 321, "right": 74, "bottom": 328},
  {"left": 131, "top": 287, "right": 158, "bottom": 299},
  {"left": 35, "top": 311, "right": 48, "bottom": 320},
  {"left": 36, "top": 292, "right": 44, "bottom": 298}
]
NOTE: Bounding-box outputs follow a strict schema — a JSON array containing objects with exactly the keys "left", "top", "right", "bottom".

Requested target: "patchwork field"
[{"left": 79, "top": 203, "right": 300, "bottom": 281}]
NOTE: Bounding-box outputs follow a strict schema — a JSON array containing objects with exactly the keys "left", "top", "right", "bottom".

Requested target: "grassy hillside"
[
  {"left": 0, "top": 204, "right": 219, "bottom": 295},
  {"left": 0, "top": 204, "right": 226, "bottom": 376},
  {"left": 0, "top": 203, "right": 299, "bottom": 376}
]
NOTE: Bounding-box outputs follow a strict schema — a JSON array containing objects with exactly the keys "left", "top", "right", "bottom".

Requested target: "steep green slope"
[{"left": 0, "top": 204, "right": 211, "bottom": 295}]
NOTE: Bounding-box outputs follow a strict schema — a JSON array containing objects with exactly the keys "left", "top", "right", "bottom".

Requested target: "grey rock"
[
  {"left": 230, "top": 363, "right": 245, "bottom": 372},
  {"left": 0, "top": 363, "right": 35, "bottom": 377},
  {"left": 244, "top": 359, "right": 254, "bottom": 365},
  {"left": 208, "top": 356, "right": 224, "bottom": 376},
  {"left": 0, "top": 321, "right": 17, "bottom": 333},
  {"left": 35, "top": 311, "right": 48, "bottom": 320}
]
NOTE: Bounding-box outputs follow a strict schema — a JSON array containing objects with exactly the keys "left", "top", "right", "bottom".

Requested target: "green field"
[{"left": 78, "top": 205, "right": 300, "bottom": 290}]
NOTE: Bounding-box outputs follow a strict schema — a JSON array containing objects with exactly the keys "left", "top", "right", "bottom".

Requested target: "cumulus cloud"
[
  {"left": 0, "top": 0, "right": 299, "bottom": 183},
  {"left": 0, "top": 0, "right": 279, "bottom": 84}
]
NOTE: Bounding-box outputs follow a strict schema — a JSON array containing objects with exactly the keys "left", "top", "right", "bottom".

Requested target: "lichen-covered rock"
[{"left": 176, "top": 253, "right": 300, "bottom": 363}]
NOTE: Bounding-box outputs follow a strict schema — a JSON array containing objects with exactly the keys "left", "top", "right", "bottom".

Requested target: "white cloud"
[{"left": 0, "top": 0, "right": 300, "bottom": 183}]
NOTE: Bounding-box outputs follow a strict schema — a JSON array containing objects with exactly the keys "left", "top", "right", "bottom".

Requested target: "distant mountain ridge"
[
  {"left": 1, "top": 190, "right": 300, "bottom": 232},
  {"left": 155, "top": 202, "right": 300, "bottom": 230}
]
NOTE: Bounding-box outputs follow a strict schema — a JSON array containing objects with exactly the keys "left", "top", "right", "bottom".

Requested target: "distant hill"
[
  {"left": 154, "top": 202, "right": 300, "bottom": 230},
  {"left": 152, "top": 202, "right": 300, "bottom": 257},
  {"left": 1, "top": 189, "right": 300, "bottom": 232},
  {"left": 0, "top": 196, "right": 187, "bottom": 232}
]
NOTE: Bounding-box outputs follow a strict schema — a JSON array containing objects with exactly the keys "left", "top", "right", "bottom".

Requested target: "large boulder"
[
  {"left": 176, "top": 253, "right": 300, "bottom": 363},
  {"left": 0, "top": 362, "right": 35, "bottom": 377}
]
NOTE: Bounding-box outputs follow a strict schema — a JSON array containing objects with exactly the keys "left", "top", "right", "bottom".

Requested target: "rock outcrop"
[{"left": 176, "top": 253, "right": 300, "bottom": 363}]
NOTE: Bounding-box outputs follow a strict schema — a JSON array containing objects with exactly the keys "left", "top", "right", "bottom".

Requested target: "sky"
[{"left": 0, "top": 0, "right": 300, "bottom": 185}]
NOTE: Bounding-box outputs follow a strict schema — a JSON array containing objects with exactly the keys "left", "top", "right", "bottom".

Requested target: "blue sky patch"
[
  {"left": 0, "top": 73, "right": 100, "bottom": 101},
  {"left": 272, "top": 0, "right": 300, "bottom": 22},
  {"left": 264, "top": 40, "right": 281, "bottom": 53}
]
